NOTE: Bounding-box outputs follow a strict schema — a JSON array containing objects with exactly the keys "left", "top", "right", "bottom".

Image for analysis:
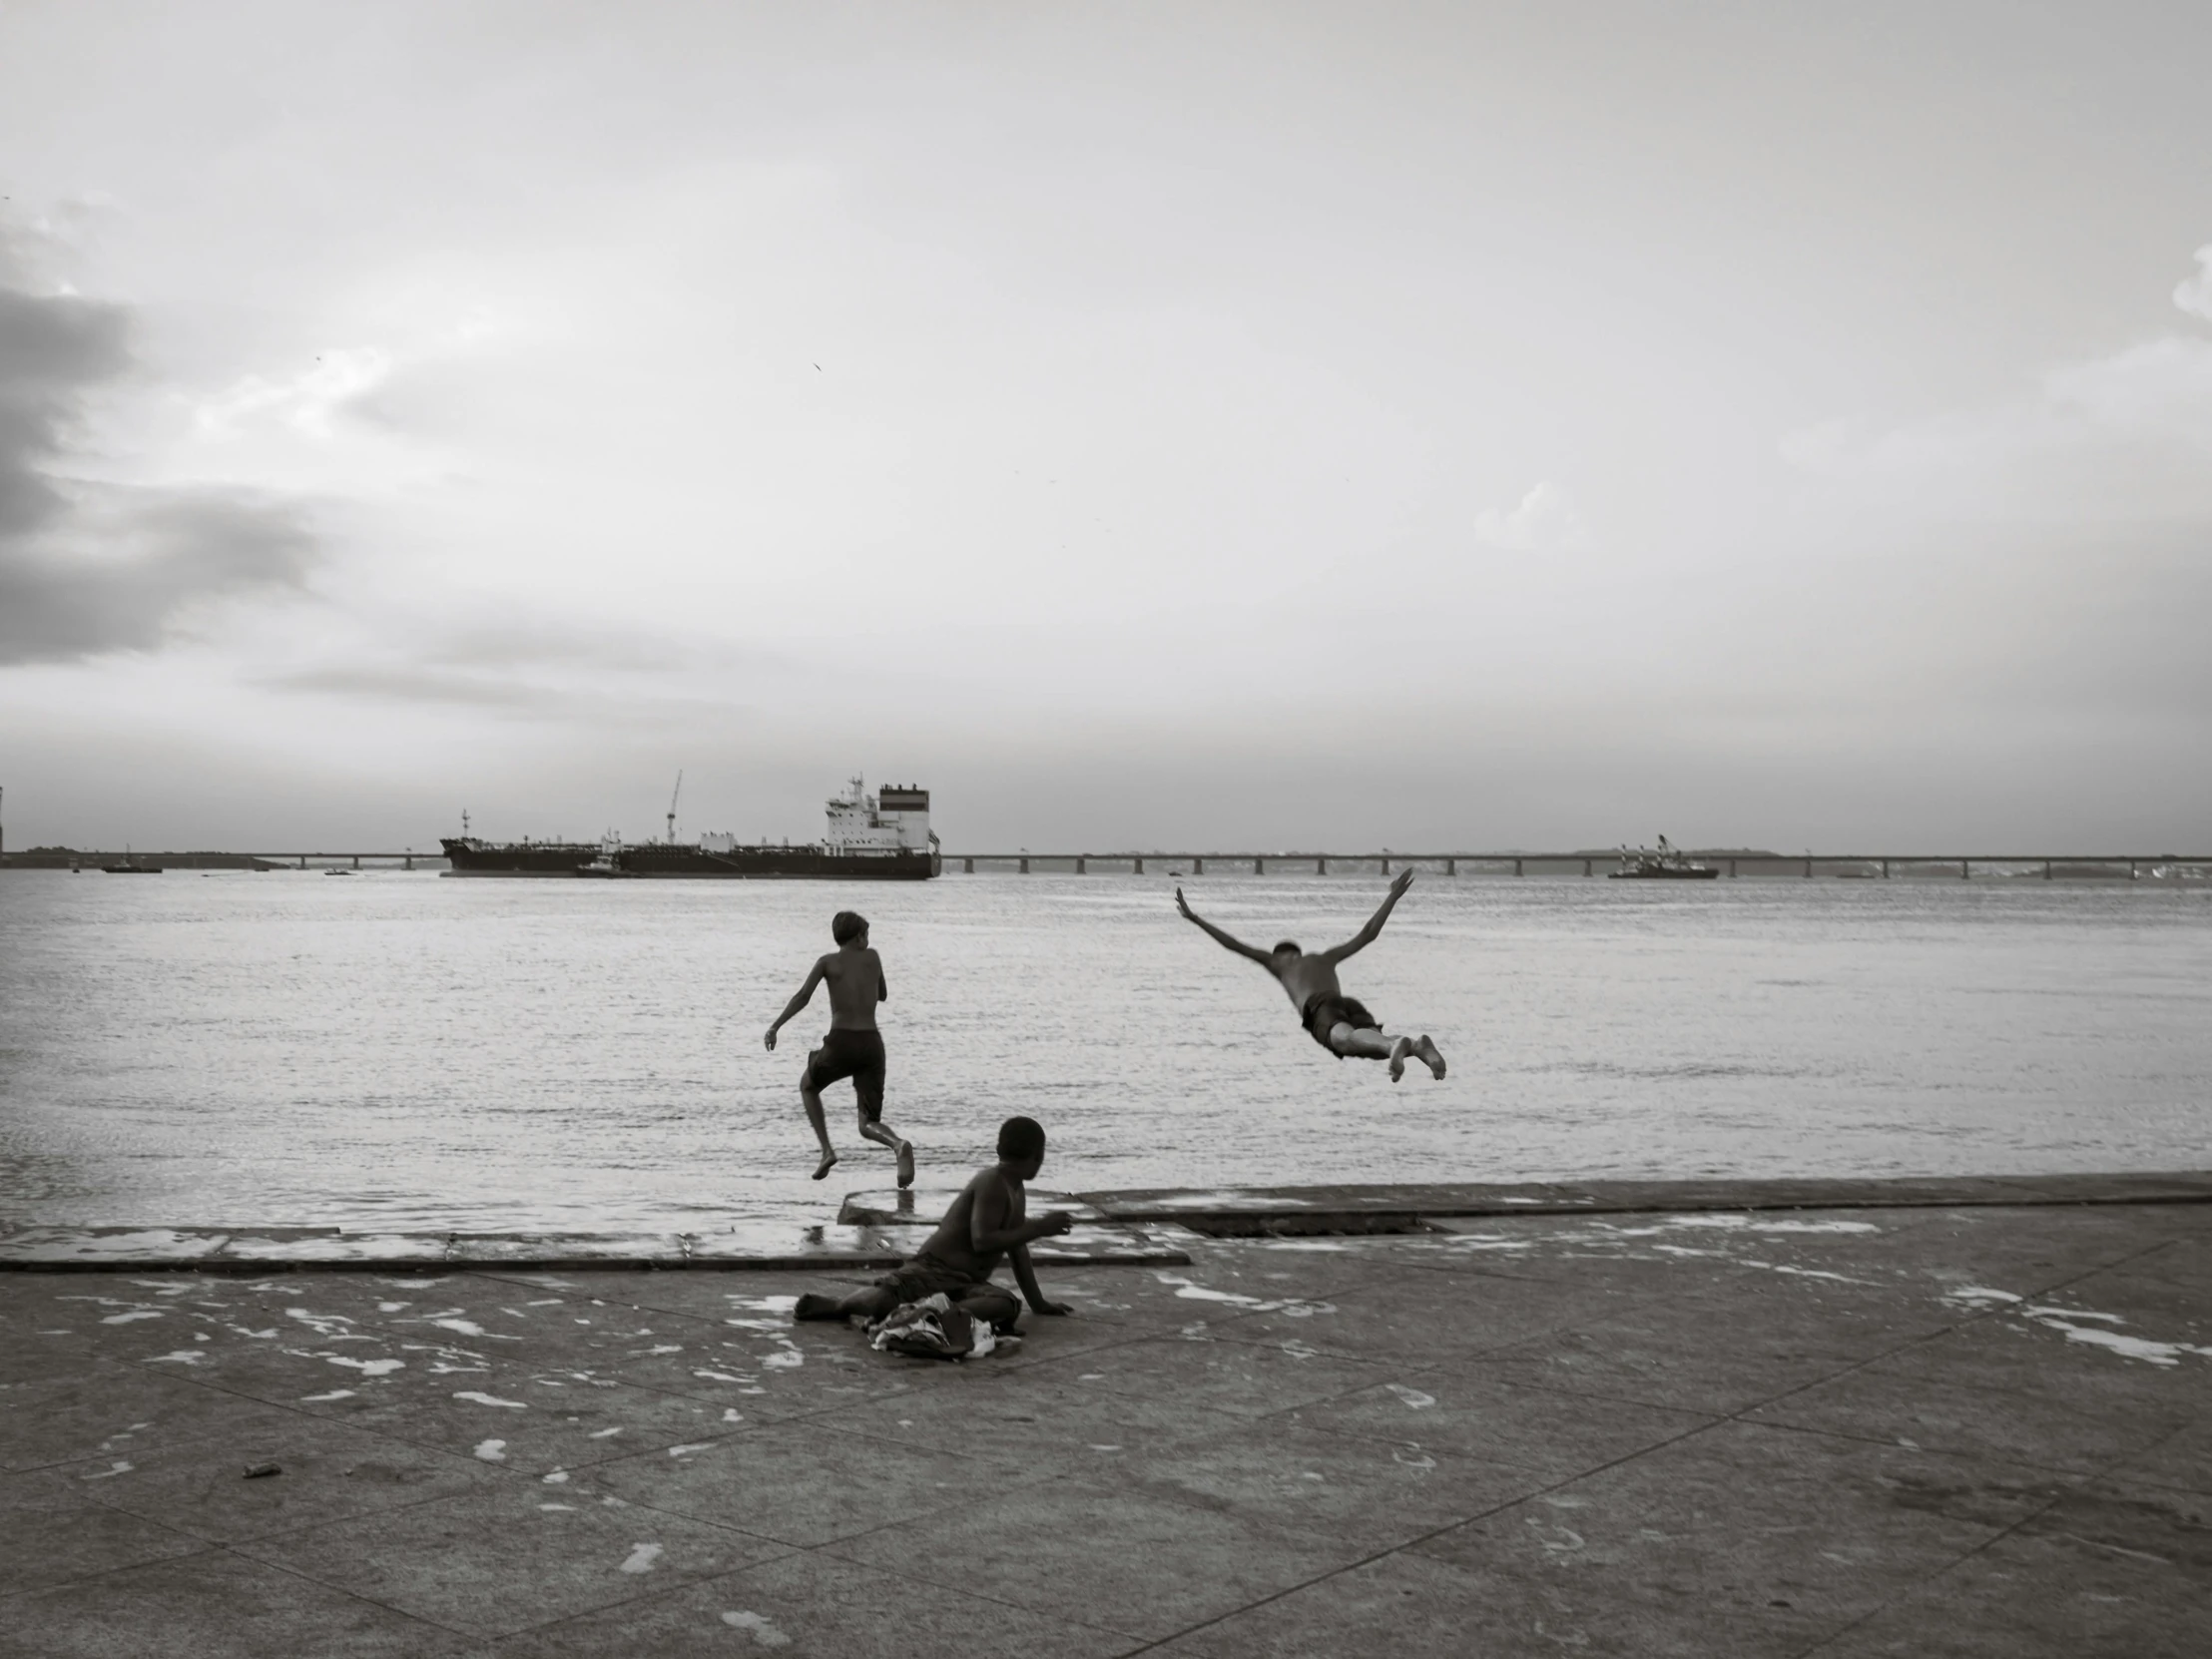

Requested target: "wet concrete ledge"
[
  {"left": 5, "top": 1172, "right": 2206, "bottom": 1272},
  {"left": 847, "top": 1170, "right": 2212, "bottom": 1233},
  {"left": 0, "top": 1218, "right": 1195, "bottom": 1274}
]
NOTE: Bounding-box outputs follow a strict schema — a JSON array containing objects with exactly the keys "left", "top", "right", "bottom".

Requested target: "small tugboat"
[
  {"left": 1609, "top": 835, "right": 1720, "bottom": 879},
  {"left": 101, "top": 847, "right": 161, "bottom": 874},
  {"left": 574, "top": 834, "right": 639, "bottom": 878}
]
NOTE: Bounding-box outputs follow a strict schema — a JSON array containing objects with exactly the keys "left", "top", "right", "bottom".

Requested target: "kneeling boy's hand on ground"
[{"left": 1029, "top": 1297, "right": 1074, "bottom": 1316}]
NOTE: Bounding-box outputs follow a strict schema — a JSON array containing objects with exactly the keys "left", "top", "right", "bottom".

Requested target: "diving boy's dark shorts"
[
  {"left": 805, "top": 1028, "right": 886, "bottom": 1120},
  {"left": 1302, "top": 993, "right": 1380, "bottom": 1053}
]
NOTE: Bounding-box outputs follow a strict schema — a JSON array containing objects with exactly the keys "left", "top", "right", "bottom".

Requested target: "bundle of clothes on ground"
[{"left": 865, "top": 1293, "right": 1021, "bottom": 1362}]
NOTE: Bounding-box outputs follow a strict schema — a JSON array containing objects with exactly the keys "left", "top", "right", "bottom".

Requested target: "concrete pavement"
[{"left": 3, "top": 1187, "right": 2206, "bottom": 1655}]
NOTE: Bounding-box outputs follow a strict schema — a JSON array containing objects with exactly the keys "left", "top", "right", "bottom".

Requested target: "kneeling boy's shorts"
[{"left": 805, "top": 1028, "right": 886, "bottom": 1120}]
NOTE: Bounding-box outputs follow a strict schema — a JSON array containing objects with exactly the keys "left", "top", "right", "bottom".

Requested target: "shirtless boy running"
[
  {"left": 792, "top": 1115, "right": 1073, "bottom": 1329},
  {"left": 1176, "top": 869, "right": 1447, "bottom": 1080},
  {"left": 766, "top": 909, "right": 915, "bottom": 1186}
]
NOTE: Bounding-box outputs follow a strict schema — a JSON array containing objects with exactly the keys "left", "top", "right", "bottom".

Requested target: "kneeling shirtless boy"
[{"left": 794, "top": 1115, "right": 1073, "bottom": 1330}]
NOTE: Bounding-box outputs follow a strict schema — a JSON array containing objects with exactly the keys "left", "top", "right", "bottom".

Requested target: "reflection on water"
[{"left": 1, "top": 870, "right": 2207, "bottom": 1231}]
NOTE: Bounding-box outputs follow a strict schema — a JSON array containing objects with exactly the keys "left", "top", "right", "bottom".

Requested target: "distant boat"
[
  {"left": 574, "top": 836, "right": 639, "bottom": 878},
  {"left": 1609, "top": 836, "right": 1719, "bottom": 880},
  {"left": 102, "top": 850, "right": 160, "bottom": 874},
  {"left": 323, "top": 867, "right": 352, "bottom": 876}
]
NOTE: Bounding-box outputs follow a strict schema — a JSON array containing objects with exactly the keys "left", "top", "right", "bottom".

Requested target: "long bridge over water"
[
  {"left": 4, "top": 848, "right": 2207, "bottom": 879},
  {"left": 944, "top": 850, "right": 2212, "bottom": 879}
]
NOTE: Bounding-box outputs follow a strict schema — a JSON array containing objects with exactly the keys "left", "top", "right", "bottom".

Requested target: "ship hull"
[{"left": 439, "top": 839, "right": 936, "bottom": 879}]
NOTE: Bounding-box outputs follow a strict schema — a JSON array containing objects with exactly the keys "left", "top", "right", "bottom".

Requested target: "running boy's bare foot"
[
  {"left": 812, "top": 1150, "right": 838, "bottom": 1181},
  {"left": 895, "top": 1141, "right": 915, "bottom": 1189},
  {"left": 1387, "top": 1036, "right": 1414, "bottom": 1082},
  {"left": 1415, "top": 1035, "right": 1447, "bottom": 1080}
]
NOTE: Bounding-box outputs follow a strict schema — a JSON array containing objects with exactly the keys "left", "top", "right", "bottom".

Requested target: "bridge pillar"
[
  {"left": 404, "top": 854, "right": 412, "bottom": 870},
  {"left": 1514, "top": 858, "right": 1523, "bottom": 876},
  {"left": 1019, "top": 856, "right": 1029, "bottom": 874},
  {"left": 1133, "top": 856, "right": 1144, "bottom": 874},
  {"left": 1381, "top": 856, "right": 1390, "bottom": 875},
  {"left": 1729, "top": 858, "right": 1738, "bottom": 877},
  {"left": 2043, "top": 859, "right": 2052, "bottom": 879},
  {"left": 2129, "top": 859, "right": 2138, "bottom": 880},
  {"left": 1317, "top": 856, "right": 1327, "bottom": 874},
  {"left": 1194, "top": 856, "right": 1204, "bottom": 874},
  {"left": 1582, "top": 858, "right": 1592, "bottom": 876},
  {"left": 298, "top": 854, "right": 305, "bottom": 869},
  {"left": 1254, "top": 856, "right": 1264, "bottom": 874},
  {"left": 352, "top": 854, "right": 359, "bottom": 868},
  {"left": 1076, "top": 855, "right": 1086, "bottom": 874},
  {"left": 1960, "top": 860, "right": 1970, "bottom": 879},
  {"left": 1880, "top": 859, "right": 1889, "bottom": 878},
  {"left": 1446, "top": 857, "right": 1456, "bottom": 875},
  {"left": 1804, "top": 856, "right": 1814, "bottom": 877},
  {"left": 963, "top": 857, "right": 974, "bottom": 873}
]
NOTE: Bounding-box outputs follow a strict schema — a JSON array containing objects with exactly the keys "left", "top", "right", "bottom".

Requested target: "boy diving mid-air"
[{"left": 1176, "top": 869, "right": 1447, "bottom": 1081}]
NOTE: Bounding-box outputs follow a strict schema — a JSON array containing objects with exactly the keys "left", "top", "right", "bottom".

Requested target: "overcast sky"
[{"left": 2, "top": 1, "right": 2208, "bottom": 851}]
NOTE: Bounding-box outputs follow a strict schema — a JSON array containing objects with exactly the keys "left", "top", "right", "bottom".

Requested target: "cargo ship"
[
  {"left": 1608, "top": 835, "right": 1720, "bottom": 879},
  {"left": 440, "top": 779, "right": 938, "bottom": 879}
]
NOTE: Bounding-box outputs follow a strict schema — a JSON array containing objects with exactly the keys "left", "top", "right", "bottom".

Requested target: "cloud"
[
  {"left": 0, "top": 285, "right": 130, "bottom": 538},
  {"left": 270, "top": 664, "right": 561, "bottom": 709},
  {"left": 2176, "top": 245, "right": 2212, "bottom": 323},
  {"left": 0, "top": 275, "right": 319, "bottom": 665},
  {"left": 193, "top": 346, "right": 394, "bottom": 438},
  {"left": 1782, "top": 245, "right": 2212, "bottom": 501},
  {"left": 1472, "top": 480, "right": 1590, "bottom": 553},
  {"left": 0, "top": 488, "right": 316, "bottom": 664}
]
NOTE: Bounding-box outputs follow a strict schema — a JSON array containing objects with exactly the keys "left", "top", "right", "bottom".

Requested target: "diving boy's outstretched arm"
[
  {"left": 1320, "top": 869, "right": 1414, "bottom": 963},
  {"left": 1175, "top": 887, "right": 1273, "bottom": 964}
]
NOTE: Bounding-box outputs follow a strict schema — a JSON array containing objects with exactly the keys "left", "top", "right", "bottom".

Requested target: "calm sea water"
[{"left": 2, "top": 869, "right": 2208, "bottom": 1231}]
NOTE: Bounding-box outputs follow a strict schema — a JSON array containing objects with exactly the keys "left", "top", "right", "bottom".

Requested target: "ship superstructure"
[
  {"left": 1608, "top": 834, "right": 1720, "bottom": 879},
  {"left": 441, "top": 777, "right": 938, "bottom": 878}
]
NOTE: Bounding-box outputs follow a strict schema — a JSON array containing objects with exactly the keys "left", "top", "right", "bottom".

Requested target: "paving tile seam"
[
  {"left": 600, "top": 1438, "right": 1081, "bottom": 1552},
  {"left": 72, "top": 1466, "right": 507, "bottom": 1554},
  {"left": 1680, "top": 1275, "right": 2093, "bottom": 1427},
  {"left": 456, "top": 1544, "right": 818, "bottom": 1645},
  {"left": 1726, "top": 1411, "right": 2119, "bottom": 1482},
  {"left": 98, "top": 1353, "right": 780, "bottom": 1486},
  {"left": 1261, "top": 1388, "right": 1728, "bottom": 1466},
  {"left": 2027, "top": 1230, "right": 2203, "bottom": 1301},
  {"left": 224, "top": 1539, "right": 491, "bottom": 1642},
  {"left": 771, "top": 1539, "right": 1155, "bottom": 1650},
  {"left": 0, "top": 1518, "right": 220, "bottom": 1604},
  {"left": 1191, "top": 1319, "right": 1633, "bottom": 1368},
  {"left": 1118, "top": 1397, "right": 1739, "bottom": 1655},
  {"left": 1709, "top": 1231, "right": 2206, "bottom": 1432},
  {"left": 801, "top": 1475, "right": 1365, "bottom": 1647},
  {"left": 1786, "top": 1476, "right": 2085, "bottom": 1659}
]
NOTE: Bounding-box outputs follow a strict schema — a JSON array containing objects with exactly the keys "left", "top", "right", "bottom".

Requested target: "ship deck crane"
[{"left": 666, "top": 771, "right": 683, "bottom": 845}]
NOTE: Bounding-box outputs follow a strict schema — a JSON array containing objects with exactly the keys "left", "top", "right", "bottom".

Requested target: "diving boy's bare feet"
[
  {"left": 1387, "top": 1036, "right": 1414, "bottom": 1082},
  {"left": 1415, "top": 1035, "right": 1447, "bottom": 1080},
  {"left": 895, "top": 1141, "right": 915, "bottom": 1189},
  {"left": 812, "top": 1150, "right": 838, "bottom": 1181}
]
